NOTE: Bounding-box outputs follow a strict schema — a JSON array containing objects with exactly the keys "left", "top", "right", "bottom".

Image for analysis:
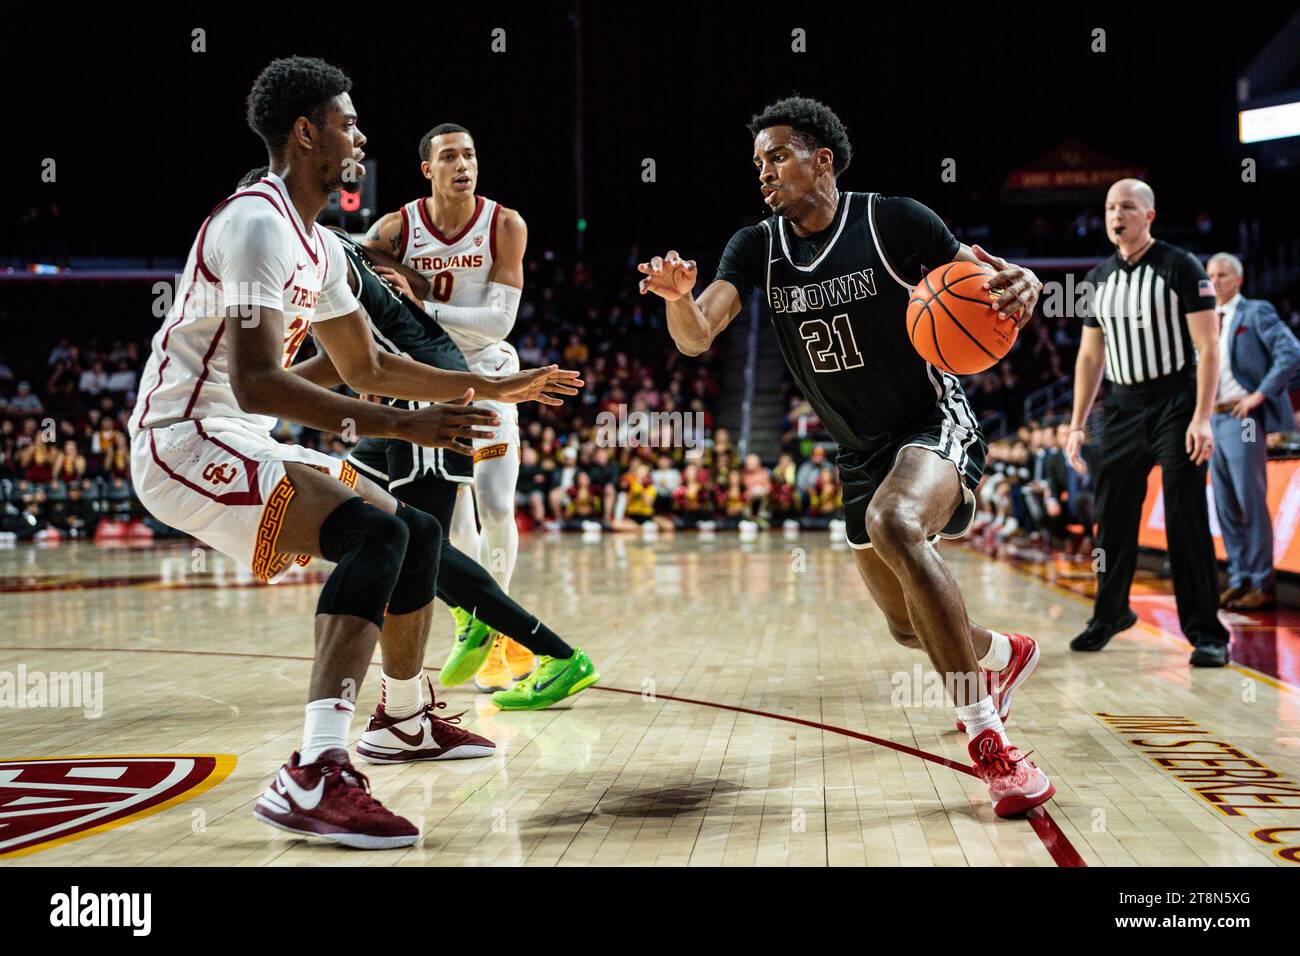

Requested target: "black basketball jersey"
[
  {"left": 331, "top": 228, "right": 470, "bottom": 374},
  {"left": 718, "top": 191, "right": 971, "bottom": 452}
]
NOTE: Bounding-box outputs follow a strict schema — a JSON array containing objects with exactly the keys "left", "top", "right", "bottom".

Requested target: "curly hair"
[
  {"left": 747, "top": 95, "right": 851, "bottom": 175},
  {"left": 246, "top": 56, "right": 352, "bottom": 155},
  {"left": 236, "top": 166, "right": 269, "bottom": 190},
  {"left": 418, "top": 123, "right": 471, "bottom": 162}
]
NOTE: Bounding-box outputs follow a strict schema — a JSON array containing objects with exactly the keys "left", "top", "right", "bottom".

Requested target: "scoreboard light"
[{"left": 1239, "top": 99, "right": 1300, "bottom": 144}]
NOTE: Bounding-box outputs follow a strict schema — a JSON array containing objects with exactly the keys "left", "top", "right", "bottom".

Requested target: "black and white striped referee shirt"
[{"left": 1082, "top": 240, "right": 1217, "bottom": 385}]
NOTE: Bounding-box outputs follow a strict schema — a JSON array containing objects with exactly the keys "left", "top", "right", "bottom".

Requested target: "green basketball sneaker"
[
  {"left": 439, "top": 607, "right": 497, "bottom": 687},
  {"left": 491, "top": 648, "right": 599, "bottom": 711}
]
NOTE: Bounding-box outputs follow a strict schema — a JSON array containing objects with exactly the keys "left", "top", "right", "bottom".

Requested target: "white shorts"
[
  {"left": 466, "top": 342, "right": 520, "bottom": 467},
  {"left": 130, "top": 419, "right": 359, "bottom": 583}
]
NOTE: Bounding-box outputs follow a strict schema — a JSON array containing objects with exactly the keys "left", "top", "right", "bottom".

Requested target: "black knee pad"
[
  {"left": 316, "top": 497, "right": 408, "bottom": 628},
  {"left": 387, "top": 504, "right": 443, "bottom": 616}
]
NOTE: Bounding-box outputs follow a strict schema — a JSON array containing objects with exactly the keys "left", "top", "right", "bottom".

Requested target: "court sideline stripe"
[{"left": 0, "top": 643, "right": 1088, "bottom": 867}]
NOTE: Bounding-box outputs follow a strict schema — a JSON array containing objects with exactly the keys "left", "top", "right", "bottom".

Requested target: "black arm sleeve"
[
  {"left": 873, "top": 196, "right": 961, "bottom": 285},
  {"left": 714, "top": 224, "right": 768, "bottom": 302}
]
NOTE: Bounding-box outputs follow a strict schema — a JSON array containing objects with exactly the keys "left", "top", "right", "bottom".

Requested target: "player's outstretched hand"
[
  {"left": 637, "top": 250, "right": 698, "bottom": 302},
  {"left": 401, "top": 389, "right": 499, "bottom": 453},
  {"left": 495, "top": 365, "right": 585, "bottom": 406},
  {"left": 972, "top": 245, "right": 1041, "bottom": 329}
]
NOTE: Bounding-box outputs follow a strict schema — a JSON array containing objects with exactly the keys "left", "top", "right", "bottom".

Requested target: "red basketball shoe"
[
  {"left": 968, "top": 730, "right": 1055, "bottom": 818},
  {"left": 253, "top": 749, "right": 419, "bottom": 849},
  {"left": 357, "top": 683, "right": 495, "bottom": 764},
  {"left": 956, "top": 632, "right": 1040, "bottom": 731}
]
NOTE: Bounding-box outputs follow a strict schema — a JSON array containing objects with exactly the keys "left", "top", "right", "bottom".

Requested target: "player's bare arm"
[
  {"left": 361, "top": 211, "right": 431, "bottom": 298},
  {"left": 486, "top": 207, "right": 526, "bottom": 290},
  {"left": 638, "top": 250, "right": 742, "bottom": 356},
  {"left": 309, "top": 307, "right": 583, "bottom": 407},
  {"left": 226, "top": 304, "right": 497, "bottom": 451},
  {"left": 954, "top": 244, "right": 1042, "bottom": 329}
]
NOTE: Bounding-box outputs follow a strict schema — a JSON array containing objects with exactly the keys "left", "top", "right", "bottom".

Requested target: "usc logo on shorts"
[{"left": 202, "top": 462, "right": 238, "bottom": 486}]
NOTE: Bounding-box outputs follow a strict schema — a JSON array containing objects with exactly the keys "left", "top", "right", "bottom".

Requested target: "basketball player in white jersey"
[
  {"left": 364, "top": 124, "right": 533, "bottom": 693},
  {"left": 128, "top": 58, "right": 582, "bottom": 848}
]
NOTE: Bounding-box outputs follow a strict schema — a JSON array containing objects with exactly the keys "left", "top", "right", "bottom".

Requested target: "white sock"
[
  {"left": 301, "top": 698, "right": 356, "bottom": 763},
  {"left": 379, "top": 671, "right": 423, "bottom": 719},
  {"left": 977, "top": 630, "right": 1012, "bottom": 672},
  {"left": 956, "top": 696, "right": 1007, "bottom": 744}
]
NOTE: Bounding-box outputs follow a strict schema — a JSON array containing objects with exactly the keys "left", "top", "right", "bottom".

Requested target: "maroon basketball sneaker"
[
  {"left": 253, "top": 748, "right": 419, "bottom": 849},
  {"left": 357, "top": 683, "right": 496, "bottom": 764},
  {"left": 956, "top": 632, "right": 1040, "bottom": 731},
  {"left": 968, "top": 729, "right": 1055, "bottom": 818}
]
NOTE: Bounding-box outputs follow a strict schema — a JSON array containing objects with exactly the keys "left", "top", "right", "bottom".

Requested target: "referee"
[{"left": 1065, "top": 178, "right": 1231, "bottom": 667}]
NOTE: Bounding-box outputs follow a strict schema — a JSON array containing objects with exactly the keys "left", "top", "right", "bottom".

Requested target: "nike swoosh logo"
[
  {"left": 277, "top": 769, "right": 325, "bottom": 810},
  {"left": 534, "top": 670, "right": 565, "bottom": 692},
  {"left": 387, "top": 719, "right": 439, "bottom": 749},
  {"left": 494, "top": 359, "right": 507, "bottom": 371},
  {"left": 297, "top": 262, "right": 307, "bottom": 271}
]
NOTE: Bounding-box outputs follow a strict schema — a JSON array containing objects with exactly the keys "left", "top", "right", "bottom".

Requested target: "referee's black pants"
[{"left": 1092, "top": 372, "right": 1229, "bottom": 647}]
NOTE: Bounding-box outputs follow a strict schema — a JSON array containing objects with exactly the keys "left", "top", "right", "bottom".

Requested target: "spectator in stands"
[
  {"left": 0, "top": 354, "right": 14, "bottom": 389},
  {"left": 1207, "top": 252, "right": 1300, "bottom": 612},
  {"left": 796, "top": 445, "right": 828, "bottom": 496},
  {"left": 740, "top": 453, "right": 770, "bottom": 514},
  {"left": 704, "top": 428, "right": 739, "bottom": 484},
  {"left": 106, "top": 359, "right": 137, "bottom": 396},
  {"left": 47, "top": 338, "right": 75, "bottom": 367},
  {"left": 517, "top": 444, "right": 551, "bottom": 525},
  {"left": 547, "top": 445, "right": 582, "bottom": 518},
  {"left": 7, "top": 382, "right": 44, "bottom": 416},
  {"left": 53, "top": 439, "right": 86, "bottom": 482},
  {"left": 78, "top": 360, "right": 108, "bottom": 397}
]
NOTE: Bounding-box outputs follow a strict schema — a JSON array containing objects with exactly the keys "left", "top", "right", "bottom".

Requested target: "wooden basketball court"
[{"left": 2, "top": 533, "right": 1298, "bottom": 867}]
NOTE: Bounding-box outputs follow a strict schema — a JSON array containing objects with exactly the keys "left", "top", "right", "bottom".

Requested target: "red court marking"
[
  {"left": 978, "top": 548, "right": 1300, "bottom": 692},
  {"left": 0, "top": 643, "right": 1087, "bottom": 867}
]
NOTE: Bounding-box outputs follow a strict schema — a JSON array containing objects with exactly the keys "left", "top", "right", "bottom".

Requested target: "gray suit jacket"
[{"left": 1225, "top": 297, "right": 1300, "bottom": 434}]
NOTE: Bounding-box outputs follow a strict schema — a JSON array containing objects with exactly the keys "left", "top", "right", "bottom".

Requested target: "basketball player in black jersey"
[
  {"left": 638, "top": 97, "right": 1053, "bottom": 817},
  {"left": 236, "top": 166, "right": 600, "bottom": 727}
]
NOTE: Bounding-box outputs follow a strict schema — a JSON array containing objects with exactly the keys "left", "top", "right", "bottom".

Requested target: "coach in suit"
[{"left": 1207, "top": 252, "right": 1300, "bottom": 612}]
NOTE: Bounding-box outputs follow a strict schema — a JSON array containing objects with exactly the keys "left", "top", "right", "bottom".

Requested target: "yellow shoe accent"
[
  {"left": 503, "top": 637, "right": 537, "bottom": 681},
  {"left": 474, "top": 636, "right": 513, "bottom": 693}
]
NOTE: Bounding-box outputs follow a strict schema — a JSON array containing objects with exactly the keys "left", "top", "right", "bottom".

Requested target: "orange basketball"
[{"left": 906, "top": 261, "right": 1018, "bottom": 375}]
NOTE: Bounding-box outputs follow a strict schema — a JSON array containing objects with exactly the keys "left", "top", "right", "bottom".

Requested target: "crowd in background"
[{"left": 5, "top": 238, "right": 1300, "bottom": 545}]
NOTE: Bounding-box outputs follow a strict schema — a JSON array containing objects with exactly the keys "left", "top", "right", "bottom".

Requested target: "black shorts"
[
  {"left": 837, "top": 405, "right": 986, "bottom": 550},
  {"left": 347, "top": 434, "right": 472, "bottom": 491}
]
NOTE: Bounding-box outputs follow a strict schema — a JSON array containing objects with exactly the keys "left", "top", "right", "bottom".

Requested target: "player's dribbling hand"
[
  {"left": 496, "top": 365, "right": 585, "bottom": 406},
  {"left": 402, "top": 389, "right": 499, "bottom": 453},
  {"left": 637, "top": 251, "right": 698, "bottom": 301},
  {"left": 972, "top": 245, "right": 1041, "bottom": 330}
]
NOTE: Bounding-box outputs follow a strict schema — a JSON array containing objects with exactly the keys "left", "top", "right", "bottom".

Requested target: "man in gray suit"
[{"left": 1207, "top": 252, "right": 1300, "bottom": 611}]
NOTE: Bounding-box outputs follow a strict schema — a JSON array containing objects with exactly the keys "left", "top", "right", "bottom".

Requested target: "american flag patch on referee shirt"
[{"left": 1198, "top": 279, "right": 1215, "bottom": 297}]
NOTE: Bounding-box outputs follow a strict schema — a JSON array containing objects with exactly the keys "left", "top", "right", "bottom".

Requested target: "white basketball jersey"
[
  {"left": 398, "top": 195, "right": 505, "bottom": 367},
  {"left": 129, "top": 172, "right": 357, "bottom": 437}
]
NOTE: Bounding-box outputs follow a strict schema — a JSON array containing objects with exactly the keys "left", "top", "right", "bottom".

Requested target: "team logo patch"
[
  {"left": 0, "top": 755, "right": 235, "bottom": 858},
  {"left": 202, "top": 462, "right": 238, "bottom": 486},
  {"left": 473, "top": 235, "right": 483, "bottom": 247}
]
